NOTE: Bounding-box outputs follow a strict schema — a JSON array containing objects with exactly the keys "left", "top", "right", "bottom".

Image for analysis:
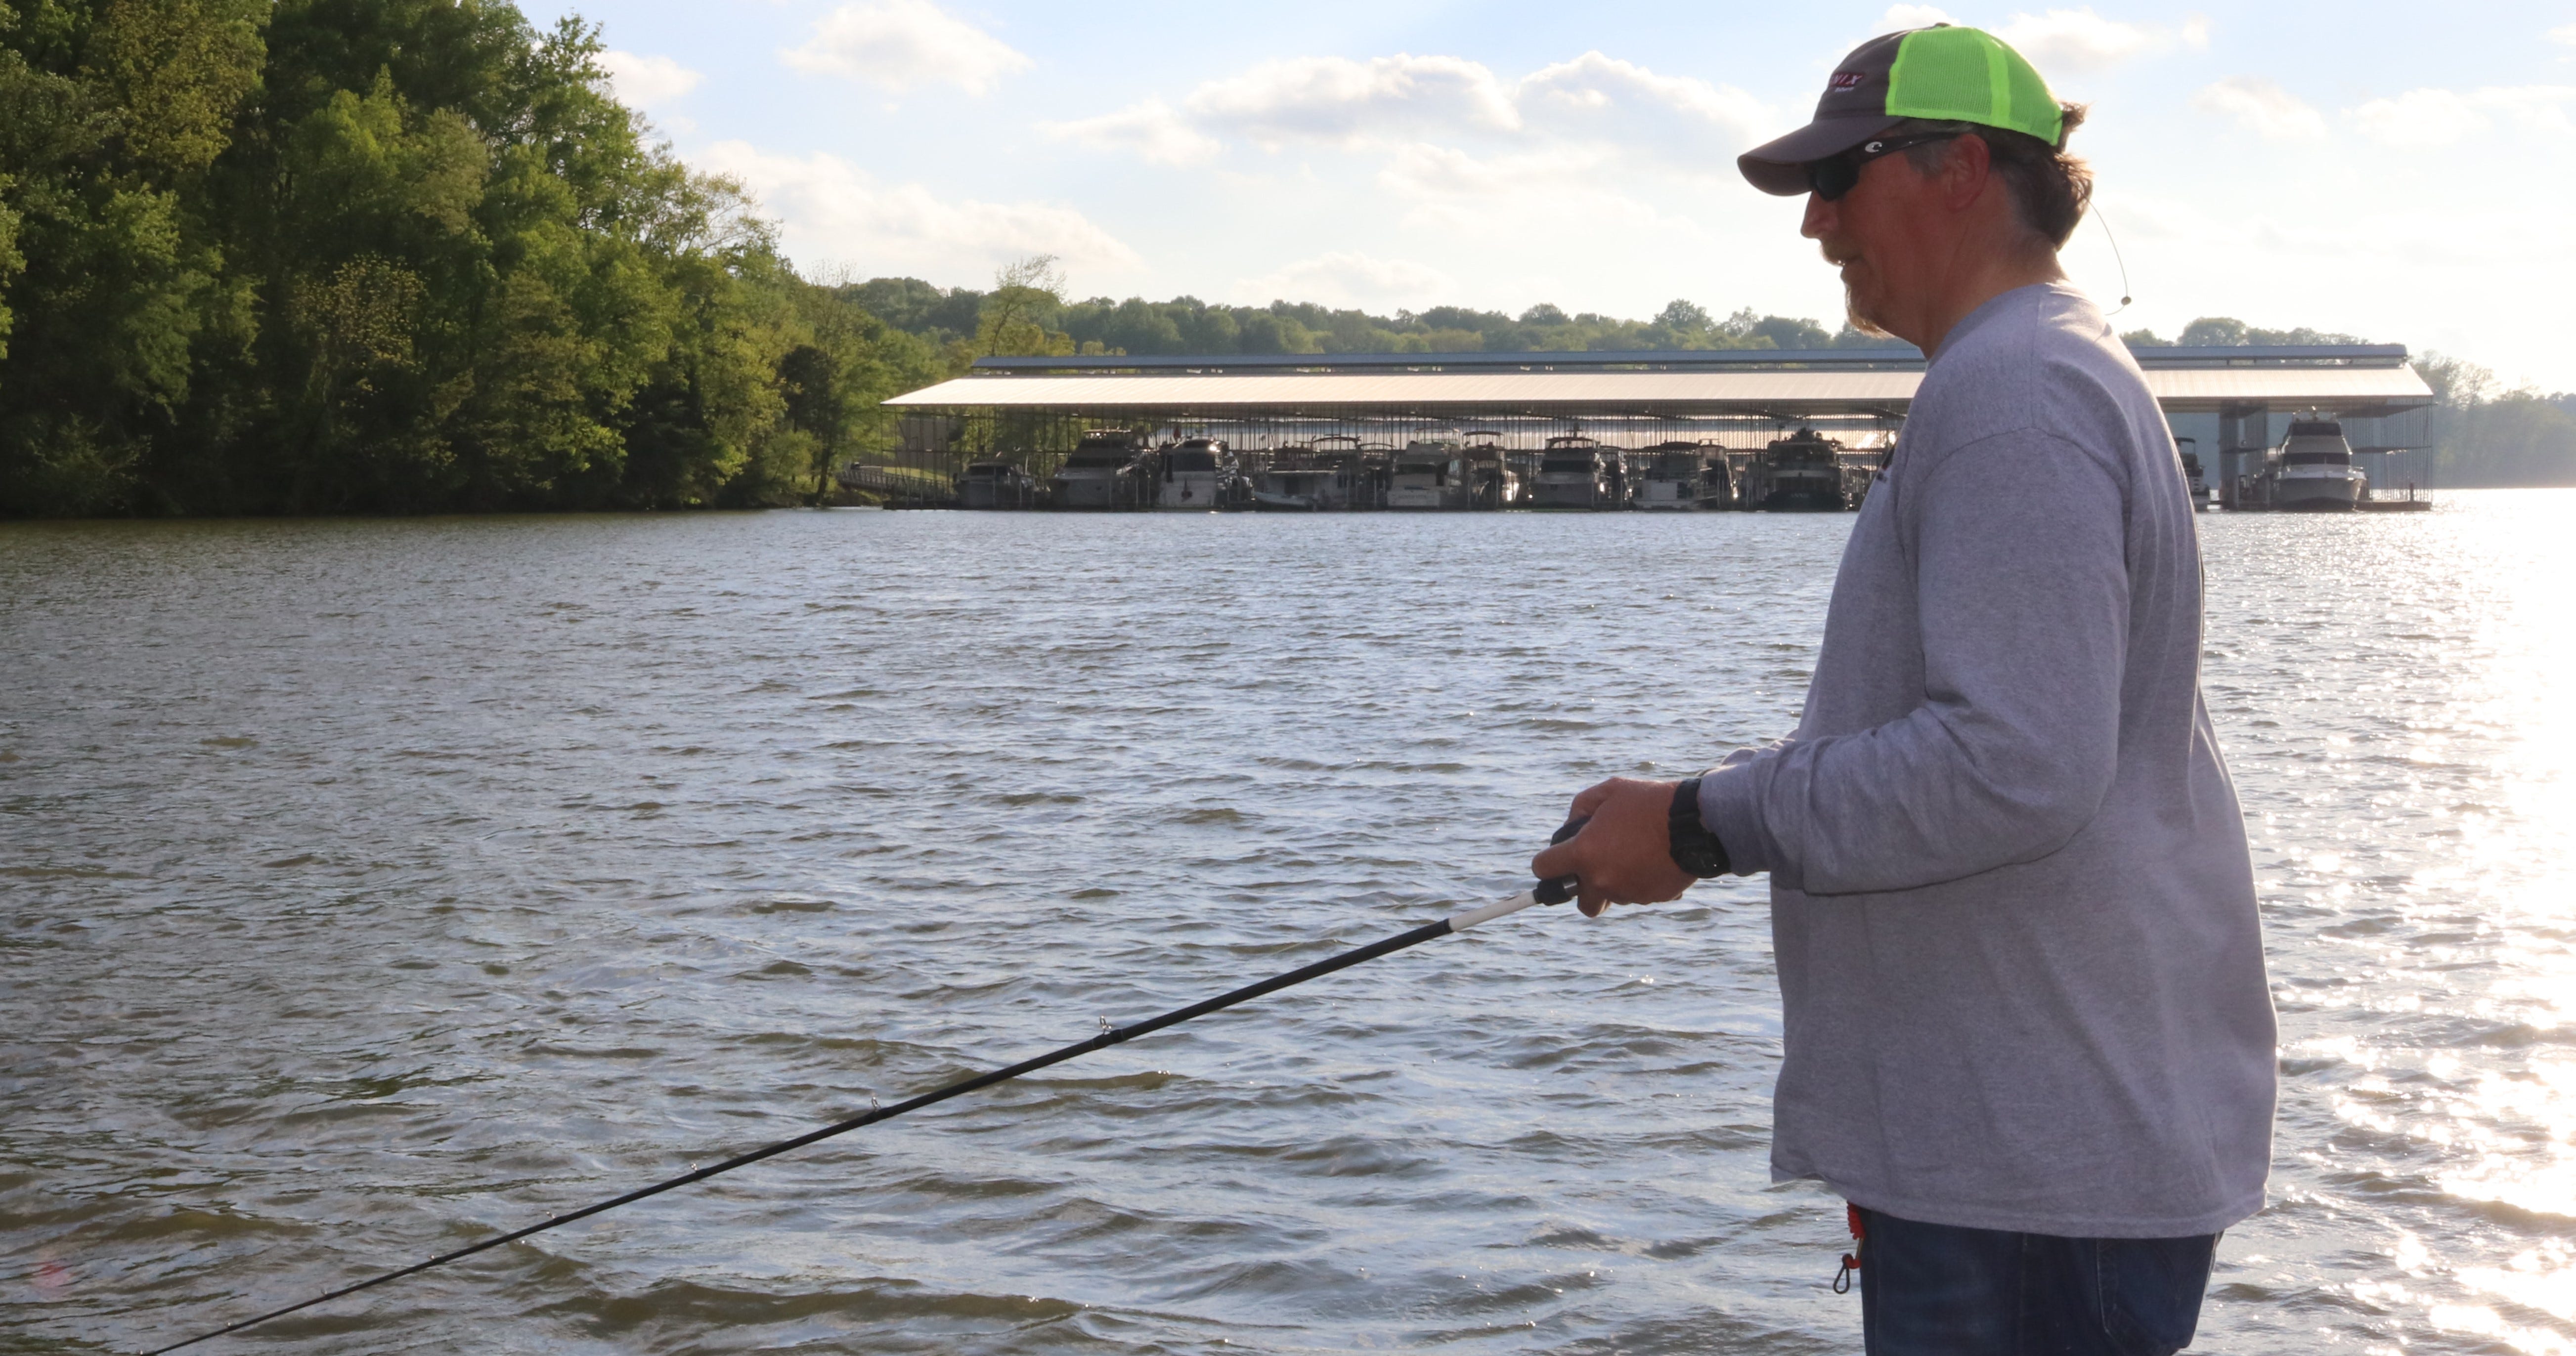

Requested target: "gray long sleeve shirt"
[{"left": 1698, "top": 282, "right": 2275, "bottom": 1238}]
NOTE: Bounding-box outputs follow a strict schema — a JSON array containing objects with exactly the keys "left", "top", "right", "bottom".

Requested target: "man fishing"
[{"left": 1530, "top": 25, "right": 2275, "bottom": 1356}]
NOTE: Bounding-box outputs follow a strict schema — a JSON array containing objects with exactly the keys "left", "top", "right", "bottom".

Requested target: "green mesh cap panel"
[{"left": 1884, "top": 27, "right": 2062, "bottom": 144}]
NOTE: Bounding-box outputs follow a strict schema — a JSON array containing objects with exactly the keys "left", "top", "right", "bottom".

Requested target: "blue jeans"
[{"left": 1856, "top": 1207, "right": 2220, "bottom": 1356}]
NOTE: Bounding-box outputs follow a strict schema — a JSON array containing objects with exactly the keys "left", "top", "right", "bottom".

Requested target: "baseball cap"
[{"left": 1738, "top": 25, "right": 2064, "bottom": 196}]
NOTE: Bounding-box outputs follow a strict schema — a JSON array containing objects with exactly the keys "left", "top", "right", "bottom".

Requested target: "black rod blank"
[{"left": 137, "top": 874, "right": 1572, "bottom": 1355}]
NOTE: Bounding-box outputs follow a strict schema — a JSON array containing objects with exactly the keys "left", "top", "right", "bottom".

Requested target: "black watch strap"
[{"left": 1668, "top": 777, "right": 1731, "bottom": 878}]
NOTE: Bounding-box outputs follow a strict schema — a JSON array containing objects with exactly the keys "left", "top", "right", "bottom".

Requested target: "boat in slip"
[
  {"left": 1051, "top": 430, "right": 1155, "bottom": 510},
  {"left": 1154, "top": 436, "right": 1246, "bottom": 511},
  {"left": 1463, "top": 432, "right": 1521, "bottom": 509},
  {"left": 1745, "top": 427, "right": 1850, "bottom": 511},
  {"left": 2270, "top": 420, "right": 2367, "bottom": 511},
  {"left": 1387, "top": 438, "right": 1478, "bottom": 510},
  {"left": 957, "top": 459, "right": 1041, "bottom": 509},
  {"left": 2176, "top": 436, "right": 2213, "bottom": 510},
  {"left": 1635, "top": 441, "right": 1731, "bottom": 510},
  {"left": 1251, "top": 444, "right": 1368, "bottom": 511},
  {"left": 1530, "top": 435, "right": 1626, "bottom": 509}
]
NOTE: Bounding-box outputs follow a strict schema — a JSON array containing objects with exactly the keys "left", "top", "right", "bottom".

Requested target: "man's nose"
[{"left": 1801, "top": 193, "right": 1833, "bottom": 239}]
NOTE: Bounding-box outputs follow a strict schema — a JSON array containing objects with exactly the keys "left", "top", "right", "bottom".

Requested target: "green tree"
[
  {"left": 0, "top": 0, "right": 265, "bottom": 515},
  {"left": 1750, "top": 314, "right": 1833, "bottom": 350},
  {"left": 974, "top": 253, "right": 1073, "bottom": 357},
  {"left": 2169, "top": 316, "right": 2367, "bottom": 349},
  {"left": 1, "top": 0, "right": 942, "bottom": 516},
  {"left": 1237, "top": 310, "right": 1317, "bottom": 354}
]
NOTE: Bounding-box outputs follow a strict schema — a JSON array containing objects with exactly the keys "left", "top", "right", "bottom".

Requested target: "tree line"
[
  {"left": 2408, "top": 357, "right": 2576, "bottom": 488},
  {"left": 2, "top": 0, "right": 2568, "bottom": 517},
  {"left": 846, "top": 265, "right": 1912, "bottom": 360}
]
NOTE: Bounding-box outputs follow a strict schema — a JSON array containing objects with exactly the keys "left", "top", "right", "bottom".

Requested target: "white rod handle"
[{"left": 1444, "top": 889, "right": 1542, "bottom": 933}]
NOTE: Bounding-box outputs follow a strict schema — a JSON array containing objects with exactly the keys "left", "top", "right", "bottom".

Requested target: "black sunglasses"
[{"left": 1806, "top": 132, "right": 1963, "bottom": 201}]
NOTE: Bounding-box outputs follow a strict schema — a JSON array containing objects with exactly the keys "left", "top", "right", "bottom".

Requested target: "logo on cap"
[{"left": 1829, "top": 70, "right": 1866, "bottom": 91}]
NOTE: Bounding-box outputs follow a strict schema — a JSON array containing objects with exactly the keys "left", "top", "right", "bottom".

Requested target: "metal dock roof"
[
  {"left": 964, "top": 343, "right": 2417, "bottom": 374},
  {"left": 888, "top": 346, "right": 2434, "bottom": 418}
]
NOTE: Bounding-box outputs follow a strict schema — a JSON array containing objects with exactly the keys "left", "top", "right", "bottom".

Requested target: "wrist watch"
[{"left": 1668, "top": 777, "right": 1732, "bottom": 878}]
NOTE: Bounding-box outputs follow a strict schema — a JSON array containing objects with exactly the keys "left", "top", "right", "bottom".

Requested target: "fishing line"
[
  {"left": 2094, "top": 204, "right": 2134, "bottom": 316},
  {"left": 139, "top": 838, "right": 1589, "bottom": 1354}
]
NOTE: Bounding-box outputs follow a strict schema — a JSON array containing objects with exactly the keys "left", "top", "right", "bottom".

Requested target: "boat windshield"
[
  {"left": 1167, "top": 450, "right": 1218, "bottom": 472},
  {"left": 1063, "top": 454, "right": 1131, "bottom": 469},
  {"left": 1394, "top": 459, "right": 1447, "bottom": 477},
  {"left": 2284, "top": 450, "right": 2350, "bottom": 466},
  {"left": 1540, "top": 456, "right": 1596, "bottom": 473}
]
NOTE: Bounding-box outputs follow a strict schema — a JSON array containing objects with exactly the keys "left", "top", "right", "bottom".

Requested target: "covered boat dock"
[{"left": 875, "top": 345, "right": 2437, "bottom": 509}]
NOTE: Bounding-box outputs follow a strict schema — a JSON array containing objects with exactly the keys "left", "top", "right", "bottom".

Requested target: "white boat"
[
  {"left": 1250, "top": 445, "right": 1367, "bottom": 511},
  {"left": 1636, "top": 442, "right": 1728, "bottom": 510},
  {"left": 1051, "top": 430, "right": 1153, "bottom": 510},
  {"left": 2270, "top": 420, "right": 2366, "bottom": 512},
  {"left": 1530, "top": 435, "right": 1622, "bottom": 509},
  {"left": 1386, "top": 439, "right": 1476, "bottom": 510},
  {"left": 1154, "top": 437, "right": 1239, "bottom": 511}
]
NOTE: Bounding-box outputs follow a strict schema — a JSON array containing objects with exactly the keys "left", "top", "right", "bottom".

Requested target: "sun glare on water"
[{"left": 2234, "top": 496, "right": 2576, "bottom": 1354}]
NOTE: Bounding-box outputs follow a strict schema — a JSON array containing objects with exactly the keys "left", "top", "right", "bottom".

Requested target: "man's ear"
[{"left": 1942, "top": 133, "right": 1995, "bottom": 212}]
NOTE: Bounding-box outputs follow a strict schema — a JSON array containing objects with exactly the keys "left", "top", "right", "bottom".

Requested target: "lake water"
[{"left": 4, "top": 494, "right": 2573, "bottom": 1355}]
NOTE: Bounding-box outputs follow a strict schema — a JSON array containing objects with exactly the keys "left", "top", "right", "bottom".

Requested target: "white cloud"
[
  {"left": 781, "top": 0, "right": 1031, "bottom": 96},
  {"left": 1516, "top": 52, "right": 1771, "bottom": 158},
  {"left": 1187, "top": 54, "right": 1520, "bottom": 149},
  {"left": 2551, "top": 23, "right": 2576, "bottom": 47},
  {"left": 698, "top": 141, "right": 1137, "bottom": 279},
  {"left": 2191, "top": 77, "right": 2327, "bottom": 142},
  {"left": 2347, "top": 89, "right": 2486, "bottom": 147},
  {"left": 2347, "top": 86, "right": 2576, "bottom": 147},
  {"left": 1877, "top": 4, "right": 1958, "bottom": 29},
  {"left": 1375, "top": 142, "right": 1615, "bottom": 199},
  {"left": 1995, "top": 7, "right": 2164, "bottom": 73},
  {"left": 1370, "top": 143, "right": 1709, "bottom": 241},
  {"left": 598, "top": 50, "right": 702, "bottom": 107},
  {"left": 1853, "top": 8, "right": 2197, "bottom": 85},
  {"left": 1235, "top": 251, "right": 1454, "bottom": 308},
  {"left": 2477, "top": 85, "right": 2576, "bottom": 135},
  {"left": 1045, "top": 48, "right": 1767, "bottom": 184},
  {"left": 1040, "top": 100, "right": 1222, "bottom": 167}
]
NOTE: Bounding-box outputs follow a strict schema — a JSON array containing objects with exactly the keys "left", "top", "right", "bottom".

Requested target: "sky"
[{"left": 517, "top": 1, "right": 2576, "bottom": 390}]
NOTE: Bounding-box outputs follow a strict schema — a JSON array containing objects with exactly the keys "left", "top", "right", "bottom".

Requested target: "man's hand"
[{"left": 1528, "top": 777, "right": 1697, "bottom": 918}]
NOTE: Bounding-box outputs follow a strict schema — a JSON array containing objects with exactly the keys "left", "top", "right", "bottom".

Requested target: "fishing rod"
[{"left": 139, "top": 830, "right": 1589, "bottom": 1354}]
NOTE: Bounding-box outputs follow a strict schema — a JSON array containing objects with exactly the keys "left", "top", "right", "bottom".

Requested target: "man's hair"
[{"left": 1897, "top": 104, "right": 2093, "bottom": 249}]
